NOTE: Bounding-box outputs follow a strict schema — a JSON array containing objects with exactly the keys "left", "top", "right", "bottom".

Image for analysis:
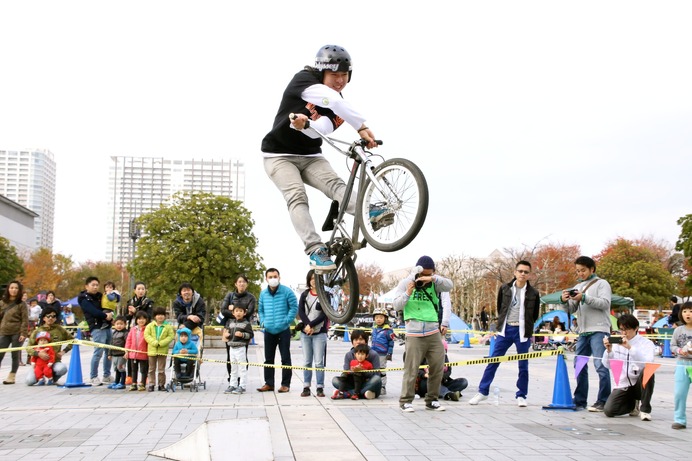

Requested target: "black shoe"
[
  {"left": 158, "top": 385, "right": 166, "bottom": 391},
  {"left": 588, "top": 402, "right": 605, "bottom": 412}
]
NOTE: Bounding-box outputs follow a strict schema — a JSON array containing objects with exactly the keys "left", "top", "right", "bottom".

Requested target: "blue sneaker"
[
  {"left": 369, "top": 203, "right": 395, "bottom": 230},
  {"left": 309, "top": 248, "right": 336, "bottom": 271},
  {"left": 107, "top": 383, "right": 117, "bottom": 389},
  {"left": 36, "top": 378, "right": 46, "bottom": 386},
  {"left": 46, "top": 379, "right": 54, "bottom": 386},
  {"left": 114, "top": 383, "right": 126, "bottom": 390}
]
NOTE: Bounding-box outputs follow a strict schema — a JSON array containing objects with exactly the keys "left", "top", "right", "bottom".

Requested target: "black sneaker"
[
  {"left": 588, "top": 402, "right": 605, "bottom": 412},
  {"left": 425, "top": 400, "right": 446, "bottom": 411}
]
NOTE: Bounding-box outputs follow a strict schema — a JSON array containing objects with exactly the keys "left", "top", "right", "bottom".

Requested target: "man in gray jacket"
[{"left": 562, "top": 256, "right": 612, "bottom": 412}]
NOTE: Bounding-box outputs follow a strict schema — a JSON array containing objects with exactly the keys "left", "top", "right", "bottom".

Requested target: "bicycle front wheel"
[
  {"left": 357, "top": 158, "right": 429, "bottom": 252},
  {"left": 314, "top": 257, "right": 359, "bottom": 324}
]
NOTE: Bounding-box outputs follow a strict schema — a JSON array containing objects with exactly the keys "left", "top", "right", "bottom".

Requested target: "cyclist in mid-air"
[{"left": 261, "top": 44, "right": 393, "bottom": 271}]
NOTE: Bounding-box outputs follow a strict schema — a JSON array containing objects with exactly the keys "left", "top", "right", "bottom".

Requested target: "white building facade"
[
  {"left": 107, "top": 156, "right": 245, "bottom": 263},
  {"left": 0, "top": 194, "right": 39, "bottom": 255},
  {"left": 0, "top": 149, "right": 56, "bottom": 250}
]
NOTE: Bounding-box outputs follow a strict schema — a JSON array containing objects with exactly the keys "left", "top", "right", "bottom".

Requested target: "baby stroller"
[{"left": 166, "top": 327, "right": 207, "bottom": 392}]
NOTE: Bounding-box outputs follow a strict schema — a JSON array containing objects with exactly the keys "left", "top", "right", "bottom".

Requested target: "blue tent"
[
  {"left": 653, "top": 317, "right": 672, "bottom": 328},
  {"left": 448, "top": 313, "right": 471, "bottom": 344},
  {"left": 61, "top": 296, "right": 79, "bottom": 307},
  {"left": 534, "top": 310, "right": 569, "bottom": 330}
]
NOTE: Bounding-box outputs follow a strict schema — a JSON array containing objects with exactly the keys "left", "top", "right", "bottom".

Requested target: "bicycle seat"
[{"left": 322, "top": 200, "right": 340, "bottom": 232}]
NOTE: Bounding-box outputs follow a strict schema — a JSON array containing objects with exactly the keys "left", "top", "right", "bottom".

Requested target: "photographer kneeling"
[{"left": 602, "top": 314, "right": 656, "bottom": 421}]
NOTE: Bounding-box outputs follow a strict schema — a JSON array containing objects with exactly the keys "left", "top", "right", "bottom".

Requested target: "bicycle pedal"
[{"left": 321, "top": 200, "right": 339, "bottom": 232}]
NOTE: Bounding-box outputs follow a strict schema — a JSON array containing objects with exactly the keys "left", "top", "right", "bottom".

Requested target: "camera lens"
[{"left": 415, "top": 280, "right": 425, "bottom": 289}]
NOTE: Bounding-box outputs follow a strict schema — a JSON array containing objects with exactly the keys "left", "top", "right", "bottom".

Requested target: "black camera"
[
  {"left": 415, "top": 274, "right": 431, "bottom": 289},
  {"left": 567, "top": 289, "right": 579, "bottom": 298},
  {"left": 609, "top": 335, "right": 623, "bottom": 344},
  {"left": 294, "top": 322, "right": 304, "bottom": 332}
]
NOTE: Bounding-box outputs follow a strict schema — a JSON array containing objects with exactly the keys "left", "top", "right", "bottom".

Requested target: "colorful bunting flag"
[{"left": 575, "top": 356, "right": 589, "bottom": 379}]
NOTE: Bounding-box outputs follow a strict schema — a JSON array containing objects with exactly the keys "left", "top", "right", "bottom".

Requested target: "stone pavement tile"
[{"left": 296, "top": 450, "right": 367, "bottom": 461}]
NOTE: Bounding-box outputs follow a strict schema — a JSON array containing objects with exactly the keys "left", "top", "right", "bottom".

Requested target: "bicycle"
[{"left": 293, "top": 116, "right": 429, "bottom": 324}]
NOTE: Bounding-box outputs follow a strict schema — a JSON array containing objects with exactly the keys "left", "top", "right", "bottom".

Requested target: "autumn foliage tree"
[
  {"left": 21, "top": 248, "right": 74, "bottom": 297},
  {"left": 356, "top": 262, "right": 384, "bottom": 296},
  {"left": 531, "top": 243, "right": 581, "bottom": 295}
]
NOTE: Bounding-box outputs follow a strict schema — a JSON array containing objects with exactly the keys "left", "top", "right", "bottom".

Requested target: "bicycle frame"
[{"left": 306, "top": 127, "right": 386, "bottom": 258}]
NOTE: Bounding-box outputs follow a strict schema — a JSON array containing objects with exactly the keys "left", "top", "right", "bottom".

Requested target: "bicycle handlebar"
[{"left": 289, "top": 113, "right": 382, "bottom": 146}]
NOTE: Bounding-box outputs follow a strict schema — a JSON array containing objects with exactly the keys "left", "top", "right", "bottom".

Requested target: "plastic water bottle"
[{"left": 492, "top": 386, "right": 500, "bottom": 406}]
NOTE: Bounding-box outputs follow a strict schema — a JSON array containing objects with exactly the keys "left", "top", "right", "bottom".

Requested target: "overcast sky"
[{"left": 1, "top": 1, "right": 690, "bottom": 290}]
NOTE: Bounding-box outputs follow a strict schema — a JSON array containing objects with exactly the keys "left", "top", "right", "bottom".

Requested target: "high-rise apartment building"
[
  {"left": 107, "top": 156, "right": 246, "bottom": 263},
  {"left": 0, "top": 149, "right": 56, "bottom": 250}
]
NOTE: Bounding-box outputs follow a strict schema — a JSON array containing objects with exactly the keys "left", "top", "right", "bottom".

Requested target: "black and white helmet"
[{"left": 314, "top": 45, "right": 352, "bottom": 82}]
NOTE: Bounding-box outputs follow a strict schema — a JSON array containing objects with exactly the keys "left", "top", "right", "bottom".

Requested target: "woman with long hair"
[
  {"left": 0, "top": 280, "right": 28, "bottom": 384},
  {"left": 297, "top": 269, "right": 328, "bottom": 397}
]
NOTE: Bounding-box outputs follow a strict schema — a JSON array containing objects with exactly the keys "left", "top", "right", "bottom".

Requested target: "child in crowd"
[
  {"left": 144, "top": 307, "right": 174, "bottom": 392},
  {"left": 101, "top": 281, "right": 121, "bottom": 328},
  {"left": 108, "top": 316, "right": 128, "bottom": 389},
  {"left": 339, "top": 344, "right": 373, "bottom": 400},
  {"left": 370, "top": 307, "right": 395, "bottom": 395},
  {"left": 671, "top": 301, "right": 692, "bottom": 430},
  {"left": 30, "top": 331, "right": 55, "bottom": 386},
  {"left": 223, "top": 305, "right": 254, "bottom": 394},
  {"left": 172, "top": 327, "right": 199, "bottom": 380},
  {"left": 125, "top": 310, "right": 150, "bottom": 391},
  {"left": 331, "top": 330, "right": 382, "bottom": 400}
]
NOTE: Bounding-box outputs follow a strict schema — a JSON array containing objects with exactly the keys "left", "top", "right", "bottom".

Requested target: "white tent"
[{"left": 376, "top": 287, "right": 399, "bottom": 306}]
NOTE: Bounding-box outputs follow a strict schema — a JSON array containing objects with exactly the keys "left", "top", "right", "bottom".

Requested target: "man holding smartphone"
[
  {"left": 561, "top": 256, "right": 613, "bottom": 412},
  {"left": 602, "top": 314, "right": 656, "bottom": 421}
]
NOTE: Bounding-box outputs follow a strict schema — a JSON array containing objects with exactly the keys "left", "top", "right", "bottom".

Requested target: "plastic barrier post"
[
  {"left": 542, "top": 353, "right": 576, "bottom": 410},
  {"left": 462, "top": 332, "right": 472, "bottom": 349},
  {"left": 343, "top": 327, "right": 350, "bottom": 343},
  {"left": 489, "top": 335, "right": 496, "bottom": 356},
  {"left": 662, "top": 338, "right": 673, "bottom": 358},
  {"left": 60, "top": 328, "right": 92, "bottom": 388}
]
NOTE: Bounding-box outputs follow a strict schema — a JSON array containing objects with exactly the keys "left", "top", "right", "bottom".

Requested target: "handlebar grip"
[
  {"left": 289, "top": 113, "right": 310, "bottom": 129},
  {"left": 375, "top": 140, "right": 383, "bottom": 146}
]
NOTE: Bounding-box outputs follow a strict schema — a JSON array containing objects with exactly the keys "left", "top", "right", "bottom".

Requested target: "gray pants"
[
  {"left": 264, "top": 156, "right": 355, "bottom": 254},
  {"left": 399, "top": 332, "right": 445, "bottom": 405}
]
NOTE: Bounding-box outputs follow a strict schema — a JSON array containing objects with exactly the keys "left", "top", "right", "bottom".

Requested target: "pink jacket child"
[
  {"left": 31, "top": 331, "right": 56, "bottom": 384},
  {"left": 126, "top": 324, "right": 148, "bottom": 361}
]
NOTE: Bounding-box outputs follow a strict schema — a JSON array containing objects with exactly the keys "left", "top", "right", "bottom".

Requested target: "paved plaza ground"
[{"left": 0, "top": 334, "right": 689, "bottom": 460}]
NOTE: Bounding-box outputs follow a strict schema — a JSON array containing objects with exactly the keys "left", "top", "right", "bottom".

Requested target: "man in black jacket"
[
  {"left": 78, "top": 276, "right": 113, "bottom": 386},
  {"left": 469, "top": 260, "right": 540, "bottom": 407}
]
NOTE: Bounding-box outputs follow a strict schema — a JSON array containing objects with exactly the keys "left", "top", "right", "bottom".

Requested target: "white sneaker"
[
  {"left": 101, "top": 376, "right": 112, "bottom": 384},
  {"left": 364, "top": 390, "right": 376, "bottom": 400},
  {"left": 91, "top": 377, "right": 102, "bottom": 386},
  {"left": 517, "top": 397, "right": 527, "bottom": 407},
  {"left": 400, "top": 403, "right": 415, "bottom": 413},
  {"left": 469, "top": 393, "right": 488, "bottom": 405},
  {"left": 640, "top": 412, "right": 652, "bottom": 421},
  {"left": 629, "top": 400, "right": 640, "bottom": 416}
]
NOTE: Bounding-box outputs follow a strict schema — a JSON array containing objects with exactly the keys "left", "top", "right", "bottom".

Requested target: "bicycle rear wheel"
[
  {"left": 314, "top": 256, "right": 359, "bottom": 324},
  {"left": 357, "top": 158, "right": 428, "bottom": 252}
]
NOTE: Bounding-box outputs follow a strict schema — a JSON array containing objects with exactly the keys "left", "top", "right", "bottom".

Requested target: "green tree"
[
  {"left": 128, "top": 191, "right": 264, "bottom": 309},
  {"left": 676, "top": 214, "right": 692, "bottom": 288},
  {"left": 596, "top": 238, "right": 676, "bottom": 307},
  {"left": 0, "top": 236, "right": 24, "bottom": 285}
]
